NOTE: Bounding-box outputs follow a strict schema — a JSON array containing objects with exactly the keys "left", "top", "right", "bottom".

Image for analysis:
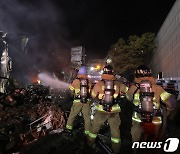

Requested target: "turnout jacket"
[
  {"left": 126, "top": 76, "right": 175, "bottom": 110},
  {"left": 126, "top": 76, "right": 176, "bottom": 123},
  {"left": 69, "top": 74, "right": 91, "bottom": 102},
  {"left": 91, "top": 74, "right": 128, "bottom": 113}
]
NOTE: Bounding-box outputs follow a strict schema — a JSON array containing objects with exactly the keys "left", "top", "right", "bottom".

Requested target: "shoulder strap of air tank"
[
  {"left": 75, "top": 77, "right": 81, "bottom": 86},
  {"left": 133, "top": 82, "right": 140, "bottom": 98},
  {"left": 86, "top": 79, "right": 89, "bottom": 88}
]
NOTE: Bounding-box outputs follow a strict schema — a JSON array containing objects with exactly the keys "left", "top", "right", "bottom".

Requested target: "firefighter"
[
  {"left": 66, "top": 66, "right": 91, "bottom": 135},
  {"left": 126, "top": 65, "right": 177, "bottom": 141},
  {"left": 88, "top": 65, "right": 128, "bottom": 153}
]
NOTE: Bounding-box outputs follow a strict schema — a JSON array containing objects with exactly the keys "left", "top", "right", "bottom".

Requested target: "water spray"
[{"left": 38, "top": 73, "right": 70, "bottom": 89}]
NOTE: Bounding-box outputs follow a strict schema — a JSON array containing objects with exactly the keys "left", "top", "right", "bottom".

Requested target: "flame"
[
  {"left": 37, "top": 79, "right": 41, "bottom": 84},
  {"left": 32, "top": 76, "right": 41, "bottom": 84}
]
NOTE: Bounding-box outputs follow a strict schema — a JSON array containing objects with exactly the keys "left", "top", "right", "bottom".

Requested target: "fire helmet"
[
  {"left": 103, "top": 65, "right": 113, "bottom": 75},
  {"left": 135, "top": 65, "right": 152, "bottom": 78},
  {"left": 78, "top": 66, "right": 87, "bottom": 75}
]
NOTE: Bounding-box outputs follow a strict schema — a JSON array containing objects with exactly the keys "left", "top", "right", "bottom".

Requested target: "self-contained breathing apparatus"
[
  {"left": 76, "top": 78, "right": 89, "bottom": 103},
  {"left": 139, "top": 80, "right": 154, "bottom": 122},
  {"left": 133, "top": 65, "right": 163, "bottom": 123},
  {"left": 101, "top": 80, "right": 115, "bottom": 112},
  {"left": 134, "top": 80, "right": 162, "bottom": 123}
]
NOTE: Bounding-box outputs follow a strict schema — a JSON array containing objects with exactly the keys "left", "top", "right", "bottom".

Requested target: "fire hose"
[{"left": 96, "top": 134, "right": 115, "bottom": 154}]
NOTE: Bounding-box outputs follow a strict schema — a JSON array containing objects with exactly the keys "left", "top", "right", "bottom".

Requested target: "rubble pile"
[{"left": 0, "top": 84, "right": 66, "bottom": 153}]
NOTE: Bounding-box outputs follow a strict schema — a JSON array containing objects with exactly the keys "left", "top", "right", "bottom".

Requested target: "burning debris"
[{"left": 0, "top": 84, "right": 67, "bottom": 153}]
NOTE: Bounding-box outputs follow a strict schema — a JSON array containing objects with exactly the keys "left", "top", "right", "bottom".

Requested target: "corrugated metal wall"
[{"left": 150, "top": 0, "right": 180, "bottom": 79}]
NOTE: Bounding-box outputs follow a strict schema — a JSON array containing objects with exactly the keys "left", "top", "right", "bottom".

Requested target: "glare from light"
[
  {"left": 107, "top": 58, "right": 112, "bottom": 64},
  {"left": 96, "top": 65, "right": 100, "bottom": 69},
  {"left": 90, "top": 115, "right": 94, "bottom": 120},
  {"left": 90, "top": 67, "right": 94, "bottom": 70}
]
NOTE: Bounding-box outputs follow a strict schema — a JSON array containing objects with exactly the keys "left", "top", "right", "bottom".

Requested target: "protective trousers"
[
  {"left": 66, "top": 101, "right": 91, "bottom": 135},
  {"left": 131, "top": 120, "right": 161, "bottom": 142},
  {"left": 88, "top": 111, "right": 121, "bottom": 153}
]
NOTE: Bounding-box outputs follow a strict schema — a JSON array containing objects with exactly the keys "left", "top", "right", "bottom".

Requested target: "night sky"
[
  {"left": 58, "top": 0, "right": 176, "bottom": 58},
  {"left": 0, "top": 0, "right": 176, "bottom": 77}
]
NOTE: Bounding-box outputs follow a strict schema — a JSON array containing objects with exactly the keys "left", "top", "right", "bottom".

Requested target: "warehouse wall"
[{"left": 150, "top": 0, "right": 180, "bottom": 80}]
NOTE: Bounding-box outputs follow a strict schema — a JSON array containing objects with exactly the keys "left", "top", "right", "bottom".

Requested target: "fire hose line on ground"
[{"left": 96, "top": 135, "right": 115, "bottom": 154}]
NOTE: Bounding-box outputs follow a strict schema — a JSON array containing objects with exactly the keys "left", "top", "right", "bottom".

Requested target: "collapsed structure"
[{"left": 0, "top": 31, "right": 29, "bottom": 93}]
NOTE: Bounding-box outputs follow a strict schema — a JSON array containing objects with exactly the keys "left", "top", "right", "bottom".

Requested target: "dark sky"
[
  {"left": 0, "top": 0, "right": 176, "bottom": 77},
  {"left": 57, "top": 0, "right": 176, "bottom": 58}
]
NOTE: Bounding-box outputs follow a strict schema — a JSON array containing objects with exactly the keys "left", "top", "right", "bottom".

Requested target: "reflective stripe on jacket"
[
  {"left": 132, "top": 93, "right": 160, "bottom": 109},
  {"left": 91, "top": 77, "right": 128, "bottom": 113},
  {"left": 132, "top": 111, "right": 162, "bottom": 124},
  {"left": 126, "top": 77, "right": 173, "bottom": 109},
  {"left": 69, "top": 77, "right": 91, "bottom": 100}
]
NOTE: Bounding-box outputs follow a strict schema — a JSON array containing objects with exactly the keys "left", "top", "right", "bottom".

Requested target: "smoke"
[
  {"left": 38, "top": 72, "right": 70, "bottom": 89},
  {"left": 0, "top": 0, "right": 71, "bottom": 85}
]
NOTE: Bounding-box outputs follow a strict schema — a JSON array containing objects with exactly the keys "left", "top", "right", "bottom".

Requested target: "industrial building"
[
  {"left": 150, "top": 0, "right": 180, "bottom": 80},
  {"left": 150, "top": 0, "right": 180, "bottom": 99}
]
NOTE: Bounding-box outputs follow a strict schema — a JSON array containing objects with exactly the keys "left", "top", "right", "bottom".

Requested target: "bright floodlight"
[
  {"left": 90, "top": 67, "right": 94, "bottom": 70},
  {"left": 107, "top": 58, "right": 112, "bottom": 64},
  {"left": 96, "top": 65, "right": 100, "bottom": 69}
]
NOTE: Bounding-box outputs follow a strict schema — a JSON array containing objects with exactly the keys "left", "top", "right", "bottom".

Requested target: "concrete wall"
[{"left": 150, "top": 0, "right": 180, "bottom": 80}]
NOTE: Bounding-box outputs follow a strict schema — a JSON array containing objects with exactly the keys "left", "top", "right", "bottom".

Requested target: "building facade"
[{"left": 150, "top": 0, "right": 180, "bottom": 80}]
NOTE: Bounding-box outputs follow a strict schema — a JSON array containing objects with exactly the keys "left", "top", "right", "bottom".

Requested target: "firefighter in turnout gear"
[
  {"left": 66, "top": 66, "right": 91, "bottom": 135},
  {"left": 126, "top": 65, "right": 177, "bottom": 141},
  {"left": 88, "top": 65, "right": 128, "bottom": 153}
]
